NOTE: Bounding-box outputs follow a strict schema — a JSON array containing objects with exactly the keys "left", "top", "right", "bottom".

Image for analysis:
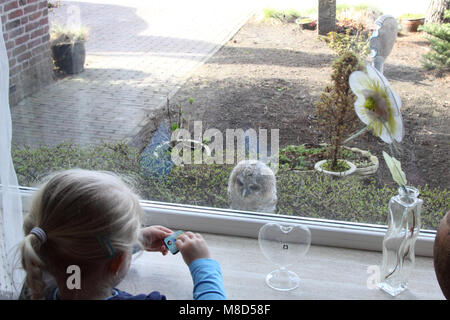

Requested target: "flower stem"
[
  {"left": 343, "top": 126, "right": 369, "bottom": 144},
  {"left": 382, "top": 121, "right": 408, "bottom": 193}
]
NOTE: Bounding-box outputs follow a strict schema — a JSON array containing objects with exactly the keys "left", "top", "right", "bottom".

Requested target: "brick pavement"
[{"left": 11, "top": 0, "right": 257, "bottom": 147}]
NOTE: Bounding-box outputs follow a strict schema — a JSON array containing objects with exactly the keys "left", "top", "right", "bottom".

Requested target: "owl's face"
[
  {"left": 228, "top": 160, "right": 277, "bottom": 213},
  {"left": 234, "top": 164, "right": 267, "bottom": 199},
  {"left": 228, "top": 160, "right": 276, "bottom": 205}
]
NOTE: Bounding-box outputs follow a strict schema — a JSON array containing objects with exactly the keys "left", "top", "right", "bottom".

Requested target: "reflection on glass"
[{"left": 6, "top": 2, "right": 447, "bottom": 230}]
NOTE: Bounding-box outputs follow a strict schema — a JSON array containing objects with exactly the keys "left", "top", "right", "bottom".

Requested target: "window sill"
[
  {"left": 140, "top": 200, "right": 436, "bottom": 257},
  {"left": 120, "top": 232, "right": 444, "bottom": 300},
  {"left": 18, "top": 187, "right": 443, "bottom": 299},
  {"left": 19, "top": 187, "right": 436, "bottom": 257}
]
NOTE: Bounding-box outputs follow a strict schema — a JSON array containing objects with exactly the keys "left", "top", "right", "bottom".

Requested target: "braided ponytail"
[
  {"left": 19, "top": 169, "right": 142, "bottom": 300},
  {"left": 20, "top": 233, "right": 46, "bottom": 300}
]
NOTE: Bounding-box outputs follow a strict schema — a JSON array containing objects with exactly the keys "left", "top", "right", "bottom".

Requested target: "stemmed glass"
[{"left": 258, "top": 222, "right": 311, "bottom": 291}]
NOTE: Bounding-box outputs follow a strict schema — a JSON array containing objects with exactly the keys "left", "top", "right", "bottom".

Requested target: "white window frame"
[{"left": 18, "top": 186, "right": 436, "bottom": 257}]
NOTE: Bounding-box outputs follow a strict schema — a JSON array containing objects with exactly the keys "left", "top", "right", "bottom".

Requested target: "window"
[{"left": 6, "top": 0, "right": 447, "bottom": 251}]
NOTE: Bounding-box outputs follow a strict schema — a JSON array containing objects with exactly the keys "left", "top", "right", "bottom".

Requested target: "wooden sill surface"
[{"left": 118, "top": 233, "right": 445, "bottom": 300}]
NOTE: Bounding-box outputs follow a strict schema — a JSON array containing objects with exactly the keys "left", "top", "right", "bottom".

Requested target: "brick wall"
[{"left": 1, "top": 0, "right": 52, "bottom": 106}]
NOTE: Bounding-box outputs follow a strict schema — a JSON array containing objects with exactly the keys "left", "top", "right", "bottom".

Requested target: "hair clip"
[{"left": 96, "top": 235, "right": 115, "bottom": 259}]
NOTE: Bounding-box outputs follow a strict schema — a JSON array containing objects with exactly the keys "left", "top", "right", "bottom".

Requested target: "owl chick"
[{"left": 228, "top": 160, "right": 277, "bottom": 213}]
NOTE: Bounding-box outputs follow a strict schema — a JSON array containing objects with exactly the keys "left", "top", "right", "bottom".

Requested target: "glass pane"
[{"left": 7, "top": 1, "right": 448, "bottom": 231}]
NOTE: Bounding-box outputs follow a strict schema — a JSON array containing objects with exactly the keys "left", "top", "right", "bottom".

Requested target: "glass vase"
[{"left": 378, "top": 186, "right": 422, "bottom": 296}]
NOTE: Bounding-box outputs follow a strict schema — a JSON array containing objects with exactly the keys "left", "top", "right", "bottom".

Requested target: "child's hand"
[
  {"left": 176, "top": 232, "right": 210, "bottom": 266},
  {"left": 140, "top": 225, "right": 173, "bottom": 255}
]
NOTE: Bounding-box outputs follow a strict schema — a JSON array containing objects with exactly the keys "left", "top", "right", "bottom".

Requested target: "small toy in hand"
[{"left": 164, "top": 230, "right": 184, "bottom": 254}]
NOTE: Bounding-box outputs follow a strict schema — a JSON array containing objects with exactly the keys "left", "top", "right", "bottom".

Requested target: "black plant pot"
[{"left": 51, "top": 41, "right": 86, "bottom": 74}]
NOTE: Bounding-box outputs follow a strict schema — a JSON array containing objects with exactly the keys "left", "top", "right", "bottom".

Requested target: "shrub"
[
  {"left": 335, "top": 18, "right": 366, "bottom": 35},
  {"left": 322, "top": 28, "right": 370, "bottom": 59},
  {"left": 315, "top": 52, "right": 363, "bottom": 171},
  {"left": 336, "top": 4, "right": 383, "bottom": 34},
  {"left": 48, "top": 1, "right": 60, "bottom": 9},
  {"left": 419, "top": 22, "right": 450, "bottom": 76},
  {"left": 50, "top": 24, "right": 89, "bottom": 46}
]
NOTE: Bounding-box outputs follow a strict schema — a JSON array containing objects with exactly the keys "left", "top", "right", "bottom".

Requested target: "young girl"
[{"left": 19, "top": 169, "right": 226, "bottom": 300}]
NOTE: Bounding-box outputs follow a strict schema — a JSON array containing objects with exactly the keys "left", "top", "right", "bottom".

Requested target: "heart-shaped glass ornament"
[{"left": 258, "top": 222, "right": 311, "bottom": 291}]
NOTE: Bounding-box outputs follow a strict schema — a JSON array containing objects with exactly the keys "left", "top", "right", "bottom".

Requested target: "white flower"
[{"left": 349, "top": 64, "right": 403, "bottom": 144}]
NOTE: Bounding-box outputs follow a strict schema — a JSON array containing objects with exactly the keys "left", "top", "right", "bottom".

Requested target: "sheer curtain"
[{"left": 0, "top": 29, "right": 24, "bottom": 299}]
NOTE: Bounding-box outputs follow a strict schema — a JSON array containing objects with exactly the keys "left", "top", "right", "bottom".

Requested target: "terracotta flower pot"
[
  {"left": 434, "top": 211, "right": 450, "bottom": 299},
  {"left": 401, "top": 18, "right": 425, "bottom": 32}
]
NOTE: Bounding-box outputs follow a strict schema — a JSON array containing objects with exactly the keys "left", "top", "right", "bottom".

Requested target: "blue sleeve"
[{"left": 188, "top": 258, "right": 226, "bottom": 300}]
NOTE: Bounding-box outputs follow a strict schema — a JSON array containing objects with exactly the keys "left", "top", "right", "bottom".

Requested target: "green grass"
[
  {"left": 279, "top": 144, "right": 323, "bottom": 171},
  {"left": 262, "top": 8, "right": 303, "bottom": 22},
  {"left": 336, "top": 3, "right": 381, "bottom": 13},
  {"left": 12, "top": 142, "right": 449, "bottom": 230}
]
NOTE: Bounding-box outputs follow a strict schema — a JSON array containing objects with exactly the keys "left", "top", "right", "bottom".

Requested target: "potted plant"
[
  {"left": 314, "top": 51, "right": 363, "bottom": 177},
  {"left": 50, "top": 25, "right": 88, "bottom": 74},
  {"left": 295, "top": 17, "right": 317, "bottom": 30},
  {"left": 399, "top": 13, "right": 425, "bottom": 32},
  {"left": 278, "top": 143, "right": 378, "bottom": 176}
]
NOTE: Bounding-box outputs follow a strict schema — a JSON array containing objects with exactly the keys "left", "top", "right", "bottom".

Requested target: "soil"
[{"left": 152, "top": 17, "right": 450, "bottom": 191}]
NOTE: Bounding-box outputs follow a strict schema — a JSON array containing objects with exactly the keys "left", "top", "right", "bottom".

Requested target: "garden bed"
[{"left": 153, "top": 17, "right": 449, "bottom": 192}]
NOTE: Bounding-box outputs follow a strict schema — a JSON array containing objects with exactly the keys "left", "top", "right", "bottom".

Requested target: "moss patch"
[{"left": 320, "top": 159, "right": 351, "bottom": 172}]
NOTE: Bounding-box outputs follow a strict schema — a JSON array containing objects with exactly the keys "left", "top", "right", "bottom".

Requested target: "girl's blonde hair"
[{"left": 20, "top": 169, "right": 143, "bottom": 299}]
